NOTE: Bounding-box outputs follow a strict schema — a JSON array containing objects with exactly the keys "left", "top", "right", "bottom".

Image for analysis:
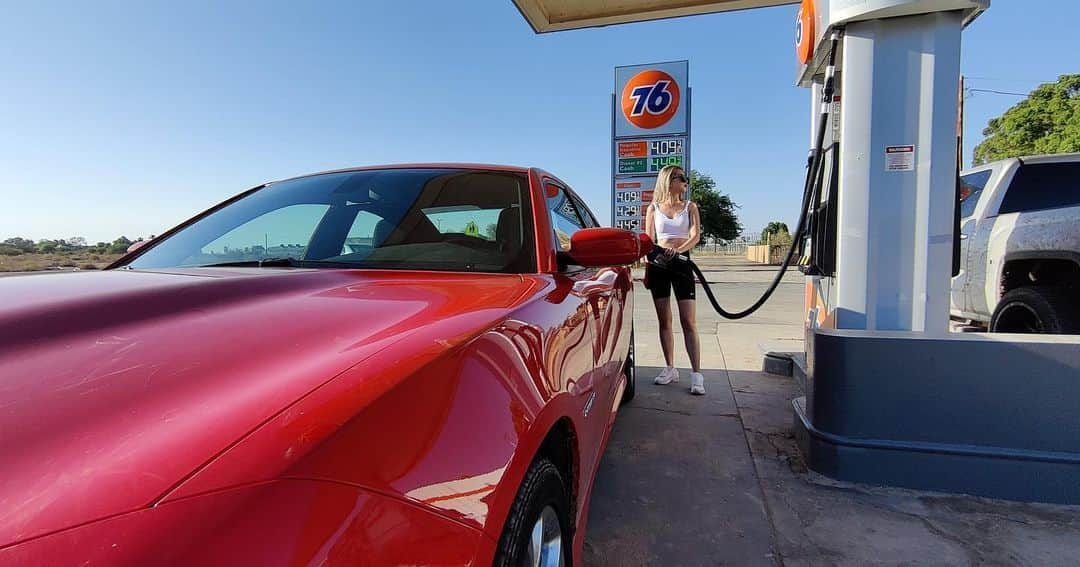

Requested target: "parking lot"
[{"left": 584, "top": 255, "right": 1080, "bottom": 566}]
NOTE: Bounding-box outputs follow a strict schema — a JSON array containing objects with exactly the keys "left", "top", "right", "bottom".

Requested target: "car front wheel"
[
  {"left": 990, "top": 286, "right": 1079, "bottom": 334},
  {"left": 494, "top": 458, "right": 571, "bottom": 567}
]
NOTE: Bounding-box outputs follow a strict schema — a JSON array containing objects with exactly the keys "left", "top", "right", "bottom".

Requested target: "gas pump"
[
  {"left": 790, "top": 0, "right": 1080, "bottom": 506},
  {"left": 796, "top": 0, "right": 984, "bottom": 336},
  {"left": 515, "top": 0, "right": 1080, "bottom": 505}
]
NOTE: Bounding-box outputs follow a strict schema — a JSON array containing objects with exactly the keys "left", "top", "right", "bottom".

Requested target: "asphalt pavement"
[{"left": 583, "top": 255, "right": 1080, "bottom": 567}]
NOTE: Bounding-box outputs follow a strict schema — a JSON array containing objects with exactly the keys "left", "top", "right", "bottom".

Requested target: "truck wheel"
[
  {"left": 990, "top": 286, "right": 1079, "bottom": 334},
  {"left": 621, "top": 327, "right": 635, "bottom": 405}
]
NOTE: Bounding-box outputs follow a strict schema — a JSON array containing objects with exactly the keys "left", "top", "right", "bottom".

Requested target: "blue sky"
[{"left": 2, "top": 1, "right": 1076, "bottom": 243}]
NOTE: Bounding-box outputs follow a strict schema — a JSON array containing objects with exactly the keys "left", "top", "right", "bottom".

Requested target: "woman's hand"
[{"left": 663, "top": 247, "right": 677, "bottom": 259}]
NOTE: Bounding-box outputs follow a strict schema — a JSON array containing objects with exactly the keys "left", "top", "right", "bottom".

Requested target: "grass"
[{"left": 0, "top": 253, "right": 126, "bottom": 272}]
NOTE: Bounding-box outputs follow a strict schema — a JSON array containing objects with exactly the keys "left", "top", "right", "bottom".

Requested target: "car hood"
[{"left": 0, "top": 268, "right": 540, "bottom": 547}]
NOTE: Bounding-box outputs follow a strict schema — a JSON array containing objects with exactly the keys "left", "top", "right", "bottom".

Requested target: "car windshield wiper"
[
  {"left": 196, "top": 257, "right": 307, "bottom": 268},
  {"left": 194, "top": 257, "right": 364, "bottom": 269}
]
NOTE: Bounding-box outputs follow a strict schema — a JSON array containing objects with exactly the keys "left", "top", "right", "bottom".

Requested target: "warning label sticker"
[
  {"left": 831, "top": 95, "right": 841, "bottom": 135},
  {"left": 885, "top": 145, "right": 915, "bottom": 172}
]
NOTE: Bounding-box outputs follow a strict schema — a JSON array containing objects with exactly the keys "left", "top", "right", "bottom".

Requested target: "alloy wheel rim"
[{"left": 524, "top": 505, "right": 563, "bottom": 567}]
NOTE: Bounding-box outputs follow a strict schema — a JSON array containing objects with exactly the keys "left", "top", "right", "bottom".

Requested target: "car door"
[
  {"left": 953, "top": 168, "right": 994, "bottom": 316},
  {"left": 542, "top": 181, "right": 612, "bottom": 474},
  {"left": 964, "top": 163, "right": 1023, "bottom": 318},
  {"left": 566, "top": 191, "right": 624, "bottom": 390}
]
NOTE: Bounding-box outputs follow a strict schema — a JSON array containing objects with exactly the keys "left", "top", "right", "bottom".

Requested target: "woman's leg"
[
  {"left": 677, "top": 299, "right": 701, "bottom": 373},
  {"left": 670, "top": 261, "right": 701, "bottom": 374},
  {"left": 653, "top": 296, "right": 675, "bottom": 368}
]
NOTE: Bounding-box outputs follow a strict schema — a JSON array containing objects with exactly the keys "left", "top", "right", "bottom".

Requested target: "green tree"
[
  {"left": 107, "top": 236, "right": 133, "bottom": 254},
  {"left": 973, "top": 74, "right": 1080, "bottom": 165},
  {"left": 687, "top": 170, "right": 741, "bottom": 240},
  {"left": 761, "top": 221, "right": 791, "bottom": 245},
  {"left": 3, "top": 237, "right": 35, "bottom": 253},
  {"left": 36, "top": 239, "right": 58, "bottom": 254},
  {"left": 485, "top": 223, "right": 498, "bottom": 240}
]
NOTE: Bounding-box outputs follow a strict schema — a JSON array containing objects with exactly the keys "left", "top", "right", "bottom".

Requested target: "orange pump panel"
[{"left": 796, "top": 0, "right": 816, "bottom": 65}]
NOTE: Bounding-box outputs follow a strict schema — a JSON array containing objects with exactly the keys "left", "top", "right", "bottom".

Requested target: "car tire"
[
  {"left": 620, "top": 328, "right": 636, "bottom": 405},
  {"left": 494, "top": 458, "right": 571, "bottom": 567},
  {"left": 990, "top": 286, "right": 1079, "bottom": 334}
]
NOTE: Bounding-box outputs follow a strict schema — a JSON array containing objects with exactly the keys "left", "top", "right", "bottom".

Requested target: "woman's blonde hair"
[{"left": 651, "top": 165, "right": 686, "bottom": 206}]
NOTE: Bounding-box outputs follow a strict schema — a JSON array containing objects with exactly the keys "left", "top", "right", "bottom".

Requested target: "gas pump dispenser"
[
  {"left": 792, "top": 0, "right": 1080, "bottom": 506},
  {"left": 796, "top": 0, "right": 983, "bottom": 336},
  {"left": 515, "top": 0, "right": 1080, "bottom": 505}
]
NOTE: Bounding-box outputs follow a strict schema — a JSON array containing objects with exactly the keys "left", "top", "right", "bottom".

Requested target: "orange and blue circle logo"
[{"left": 621, "top": 70, "right": 681, "bottom": 130}]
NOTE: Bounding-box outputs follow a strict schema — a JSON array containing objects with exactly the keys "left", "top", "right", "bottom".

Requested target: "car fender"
[
  {"left": 481, "top": 389, "right": 587, "bottom": 536},
  {"left": 0, "top": 480, "right": 487, "bottom": 566}
]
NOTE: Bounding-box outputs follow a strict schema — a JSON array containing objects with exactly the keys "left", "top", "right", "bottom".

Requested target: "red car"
[{"left": 0, "top": 165, "right": 646, "bottom": 566}]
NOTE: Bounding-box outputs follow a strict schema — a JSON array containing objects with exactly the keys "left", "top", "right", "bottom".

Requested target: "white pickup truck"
[{"left": 951, "top": 153, "right": 1080, "bottom": 334}]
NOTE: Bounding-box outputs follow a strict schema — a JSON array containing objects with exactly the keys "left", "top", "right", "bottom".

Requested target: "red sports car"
[{"left": 0, "top": 165, "right": 647, "bottom": 566}]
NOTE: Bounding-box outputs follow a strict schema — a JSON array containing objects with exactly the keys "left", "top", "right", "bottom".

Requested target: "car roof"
[
  {"left": 962, "top": 152, "right": 1080, "bottom": 175},
  {"left": 271, "top": 163, "right": 533, "bottom": 185},
  {"left": 1017, "top": 152, "right": 1080, "bottom": 165}
]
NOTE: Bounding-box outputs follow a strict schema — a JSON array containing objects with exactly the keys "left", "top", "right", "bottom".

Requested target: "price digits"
[
  {"left": 650, "top": 139, "right": 682, "bottom": 155},
  {"left": 650, "top": 156, "right": 682, "bottom": 170}
]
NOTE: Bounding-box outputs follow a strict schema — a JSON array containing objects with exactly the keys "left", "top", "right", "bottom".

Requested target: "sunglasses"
[{"left": 671, "top": 174, "right": 688, "bottom": 183}]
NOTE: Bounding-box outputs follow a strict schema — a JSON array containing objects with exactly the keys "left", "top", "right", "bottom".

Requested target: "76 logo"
[
  {"left": 628, "top": 80, "right": 674, "bottom": 116},
  {"left": 621, "top": 69, "right": 681, "bottom": 129}
]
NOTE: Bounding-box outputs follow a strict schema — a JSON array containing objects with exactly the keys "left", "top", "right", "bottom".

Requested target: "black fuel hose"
[{"left": 646, "top": 30, "right": 842, "bottom": 320}]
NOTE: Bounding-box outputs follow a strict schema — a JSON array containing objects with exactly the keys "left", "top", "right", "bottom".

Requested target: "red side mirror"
[
  {"left": 126, "top": 240, "right": 150, "bottom": 254},
  {"left": 569, "top": 228, "right": 650, "bottom": 267}
]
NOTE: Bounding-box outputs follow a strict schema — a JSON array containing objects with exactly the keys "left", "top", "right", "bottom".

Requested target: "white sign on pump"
[{"left": 885, "top": 145, "right": 916, "bottom": 172}]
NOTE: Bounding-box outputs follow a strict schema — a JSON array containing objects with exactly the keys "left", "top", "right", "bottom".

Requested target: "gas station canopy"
[{"left": 512, "top": 0, "right": 797, "bottom": 32}]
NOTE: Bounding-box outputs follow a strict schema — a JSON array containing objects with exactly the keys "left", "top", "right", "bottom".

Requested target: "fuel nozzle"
[
  {"left": 637, "top": 232, "right": 655, "bottom": 258},
  {"left": 646, "top": 245, "right": 690, "bottom": 269}
]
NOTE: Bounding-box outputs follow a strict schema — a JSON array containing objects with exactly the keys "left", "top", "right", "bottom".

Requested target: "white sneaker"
[
  {"left": 653, "top": 367, "right": 679, "bottom": 385},
  {"left": 690, "top": 372, "right": 706, "bottom": 395}
]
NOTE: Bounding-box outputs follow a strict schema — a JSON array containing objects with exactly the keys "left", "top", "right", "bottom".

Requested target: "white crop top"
[{"left": 652, "top": 201, "right": 691, "bottom": 240}]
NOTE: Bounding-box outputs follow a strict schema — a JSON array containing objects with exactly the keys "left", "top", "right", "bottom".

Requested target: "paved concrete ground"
[{"left": 584, "top": 255, "right": 1080, "bottom": 566}]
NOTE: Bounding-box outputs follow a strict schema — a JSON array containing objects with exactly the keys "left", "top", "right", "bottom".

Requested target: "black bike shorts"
[{"left": 645, "top": 257, "right": 696, "bottom": 301}]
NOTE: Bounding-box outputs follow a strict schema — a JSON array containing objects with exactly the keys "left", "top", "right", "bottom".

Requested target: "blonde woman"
[{"left": 644, "top": 165, "right": 704, "bottom": 395}]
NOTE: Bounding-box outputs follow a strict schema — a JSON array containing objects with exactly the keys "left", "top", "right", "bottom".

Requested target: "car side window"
[
  {"left": 999, "top": 163, "right": 1080, "bottom": 214},
  {"left": 545, "top": 182, "right": 586, "bottom": 251},
  {"left": 959, "top": 170, "right": 992, "bottom": 218},
  {"left": 569, "top": 193, "right": 599, "bottom": 228}
]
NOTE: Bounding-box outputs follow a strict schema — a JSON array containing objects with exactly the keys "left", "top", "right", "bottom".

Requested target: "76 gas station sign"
[{"left": 612, "top": 61, "right": 690, "bottom": 232}]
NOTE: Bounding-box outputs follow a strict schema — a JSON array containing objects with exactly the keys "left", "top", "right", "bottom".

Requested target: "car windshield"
[{"left": 123, "top": 168, "right": 536, "bottom": 273}]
